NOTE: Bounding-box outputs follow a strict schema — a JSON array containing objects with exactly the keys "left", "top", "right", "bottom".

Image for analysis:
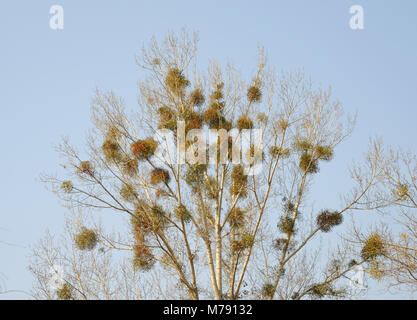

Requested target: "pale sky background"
[{"left": 0, "top": 0, "right": 416, "bottom": 299}]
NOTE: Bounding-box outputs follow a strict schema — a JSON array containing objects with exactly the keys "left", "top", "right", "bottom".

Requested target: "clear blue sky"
[{"left": 0, "top": 0, "right": 416, "bottom": 299}]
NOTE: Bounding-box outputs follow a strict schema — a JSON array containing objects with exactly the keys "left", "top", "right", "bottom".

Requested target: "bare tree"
[
  {"left": 351, "top": 145, "right": 417, "bottom": 293},
  {"left": 32, "top": 30, "right": 388, "bottom": 300},
  {"left": 29, "top": 214, "right": 153, "bottom": 300}
]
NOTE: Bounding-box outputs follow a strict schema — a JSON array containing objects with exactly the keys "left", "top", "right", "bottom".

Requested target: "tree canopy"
[{"left": 31, "top": 31, "right": 416, "bottom": 300}]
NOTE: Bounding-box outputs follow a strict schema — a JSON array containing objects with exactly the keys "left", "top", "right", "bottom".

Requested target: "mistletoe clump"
[
  {"left": 120, "top": 184, "right": 137, "bottom": 202},
  {"left": 203, "top": 107, "right": 220, "bottom": 125},
  {"left": 204, "top": 176, "right": 218, "bottom": 199},
  {"left": 184, "top": 110, "right": 203, "bottom": 133},
  {"left": 151, "top": 204, "right": 166, "bottom": 222},
  {"left": 309, "top": 283, "right": 338, "bottom": 298},
  {"left": 230, "top": 165, "right": 248, "bottom": 198},
  {"left": 188, "top": 88, "right": 205, "bottom": 106},
  {"left": 158, "top": 106, "right": 177, "bottom": 131},
  {"left": 150, "top": 168, "right": 170, "bottom": 185},
  {"left": 299, "top": 152, "right": 319, "bottom": 174},
  {"left": 241, "top": 233, "right": 255, "bottom": 248},
  {"left": 74, "top": 227, "right": 98, "bottom": 251},
  {"left": 133, "top": 243, "right": 155, "bottom": 272},
  {"left": 296, "top": 139, "right": 312, "bottom": 152},
  {"left": 231, "top": 233, "right": 254, "bottom": 252},
  {"left": 185, "top": 164, "right": 207, "bottom": 190},
  {"left": 132, "top": 201, "right": 166, "bottom": 233},
  {"left": 269, "top": 146, "right": 280, "bottom": 157},
  {"left": 296, "top": 141, "right": 333, "bottom": 174},
  {"left": 316, "top": 210, "right": 343, "bottom": 232},
  {"left": 133, "top": 256, "right": 155, "bottom": 271},
  {"left": 61, "top": 180, "right": 73, "bottom": 193},
  {"left": 121, "top": 157, "right": 138, "bottom": 176},
  {"left": 102, "top": 139, "right": 122, "bottom": 162},
  {"left": 175, "top": 204, "right": 192, "bottom": 223},
  {"left": 361, "top": 233, "right": 386, "bottom": 260},
  {"left": 56, "top": 283, "right": 72, "bottom": 300},
  {"left": 261, "top": 283, "right": 274, "bottom": 298},
  {"left": 203, "top": 83, "right": 230, "bottom": 130},
  {"left": 278, "top": 216, "right": 295, "bottom": 234},
  {"left": 131, "top": 138, "right": 158, "bottom": 160},
  {"left": 203, "top": 106, "right": 229, "bottom": 130},
  {"left": 237, "top": 116, "right": 253, "bottom": 130},
  {"left": 269, "top": 146, "right": 290, "bottom": 158},
  {"left": 315, "top": 145, "right": 334, "bottom": 161},
  {"left": 78, "top": 161, "right": 94, "bottom": 175},
  {"left": 283, "top": 200, "right": 296, "bottom": 214},
  {"left": 247, "top": 85, "right": 262, "bottom": 103},
  {"left": 393, "top": 183, "right": 408, "bottom": 201},
  {"left": 228, "top": 207, "right": 246, "bottom": 229},
  {"left": 132, "top": 201, "right": 153, "bottom": 234},
  {"left": 132, "top": 236, "right": 154, "bottom": 272},
  {"left": 210, "top": 82, "right": 224, "bottom": 100},
  {"left": 165, "top": 67, "right": 190, "bottom": 96},
  {"left": 133, "top": 243, "right": 151, "bottom": 258}
]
